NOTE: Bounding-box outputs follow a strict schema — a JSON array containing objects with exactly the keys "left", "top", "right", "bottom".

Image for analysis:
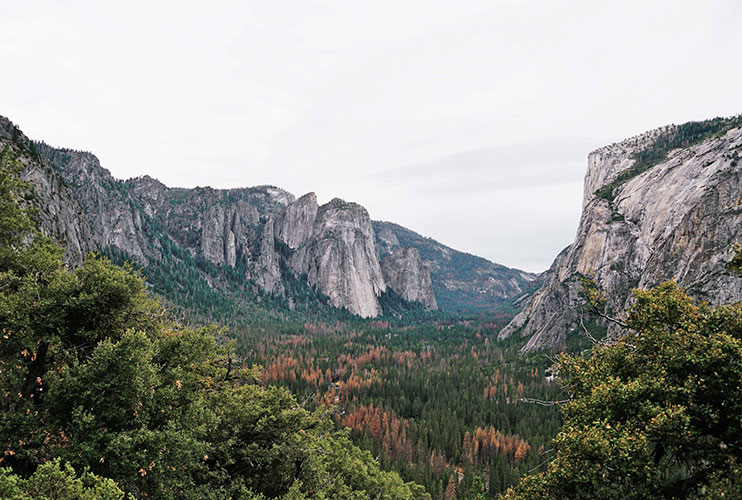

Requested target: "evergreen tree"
[{"left": 503, "top": 281, "right": 742, "bottom": 499}]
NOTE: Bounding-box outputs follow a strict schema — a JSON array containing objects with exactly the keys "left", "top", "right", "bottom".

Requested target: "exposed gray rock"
[
  {"left": 39, "top": 142, "right": 291, "bottom": 286},
  {"left": 292, "top": 198, "right": 387, "bottom": 317},
  {"left": 376, "top": 226, "right": 400, "bottom": 255},
  {"left": 253, "top": 215, "right": 283, "bottom": 294},
  {"left": 197, "top": 200, "right": 260, "bottom": 268},
  {"left": 381, "top": 247, "right": 437, "bottom": 310},
  {"left": 581, "top": 126, "right": 671, "bottom": 207},
  {"left": 3, "top": 113, "right": 534, "bottom": 318},
  {"left": 37, "top": 145, "right": 152, "bottom": 261},
  {"left": 34, "top": 137, "right": 393, "bottom": 315},
  {"left": 0, "top": 117, "right": 94, "bottom": 267},
  {"left": 498, "top": 246, "right": 576, "bottom": 351},
  {"left": 501, "top": 121, "right": 742, "bottom": 352},
  {"left": 22, "top": 162, "right": 94, "bottom": 267},
  {"left": 275, "top": 192, "right": 318, "bottom": 250}
]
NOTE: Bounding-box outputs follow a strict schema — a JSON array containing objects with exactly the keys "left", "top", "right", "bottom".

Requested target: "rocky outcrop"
[
  {"left": 497, "top": 246, "right": 573, "bottom": 347},
  {"left": 37, "top": 145, "right": 153, "bottom": 261},
  {"left": 37, "top": 139, "right": 393, "bottom": 316},
  {"left": 501, "top": 118, "right": 742, "bottom": 352},
  {"left": 376, "top": 225, "right": 400, "bottom": 255},
  {"left": 3, "top": 113, "right": 535, "bottom": 318},
  {"left": 381, "top": 247, "right": 437, "bottom": 310},
  {"left": 275, "top": 192, "right": 318, "bottom": 250},
  {"left": 273, "top": 192, "right": 390, "bottom": 316},
  {"left": 0, "top": 117, "right": 94, "bottom": 267},
  {"left": 38, "top": 141, "right": 294, "bottom": 286},
  {"left": 196, "top": 199, "right": 261, "bottom": 268},
  {"left": 291, "top": 198, "right": 387, "bottom": 317},
  {"left": 373, "top": 221, "right": 537, "bottom": 311},
  {"left": 22, "top": 161, "right": 94, "bottom": 267},
  {"left": 254, "top": 215, "right": 283, "bottom": 294}
]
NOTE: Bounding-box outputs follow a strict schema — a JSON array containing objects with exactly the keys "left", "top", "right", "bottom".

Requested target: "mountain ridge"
[
  {"left": 0, "top": 114, "right": 534, "bottom": 319},
  {"left": 373, "top": 220, "right": 537, "bottom": 312}
]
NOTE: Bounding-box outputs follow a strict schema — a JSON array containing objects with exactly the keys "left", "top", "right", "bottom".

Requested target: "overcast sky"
[{"left": 1, "top": 1, "right": 741, "bottom": 272}]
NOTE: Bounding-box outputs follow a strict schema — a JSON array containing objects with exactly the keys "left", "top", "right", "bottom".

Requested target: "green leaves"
[
  {"left": 0, "top": 250, "right": 424, "bottom": 498},
  {"left": 504, "top": 282, "right": 742, "bottom": 499},
  {"left": 0, "top": 458, "right": 130, "bottom": 500},
  {"left": 729, "top": 244, "right": 742, "bottom": 276}
]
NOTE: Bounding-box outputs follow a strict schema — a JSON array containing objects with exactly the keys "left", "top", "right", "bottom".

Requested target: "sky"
[{"left": 1, "top": 1, "right": 741, "bottom": 272}]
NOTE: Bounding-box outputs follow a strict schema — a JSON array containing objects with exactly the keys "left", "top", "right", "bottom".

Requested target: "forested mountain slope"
[
  {"left": 0, "top": 145, "right": 428, "bottom": 499},
  {"left": 373, "top": 221, "right": 537, "bottom": 312},
  {"left": 0, "top": 114, "right": 560, "bottom": 500}
]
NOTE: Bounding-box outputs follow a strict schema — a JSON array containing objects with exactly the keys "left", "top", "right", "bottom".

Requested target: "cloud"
[{"left": 372, "top": 138, "right": 598, "bottom": 197}]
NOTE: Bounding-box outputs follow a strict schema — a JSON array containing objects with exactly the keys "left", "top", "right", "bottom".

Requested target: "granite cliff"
[
  {"left": 381, "top": 247, "right": 437, "bottom": 310},
  {"left": 1, "top": 114, "right": 532, "bottom": 318},
  {"left": 0, "top": 118, "right": 94, "bottom": 267},
  {"left": 500, "top": 116, "right": 742, "bottom": 351},
  {"left": 287, "top": 197, "right": 387, "bottom": 317}
]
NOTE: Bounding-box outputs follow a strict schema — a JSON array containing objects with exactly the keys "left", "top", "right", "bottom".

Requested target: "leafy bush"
[{"left": 0, "top": 459, "right": 130, "bottom": 500}]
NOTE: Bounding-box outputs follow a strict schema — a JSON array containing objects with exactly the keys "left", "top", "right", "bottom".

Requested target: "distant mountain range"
[
  {"left": 373, "top": 221, "right": 536, "bottom": 312},
  {"left": 0, "top": 114, "right": 536, "bottom": 320}
]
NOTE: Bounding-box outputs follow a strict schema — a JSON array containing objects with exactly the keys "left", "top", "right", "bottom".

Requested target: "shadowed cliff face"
[
  {"left": 501, "top": 119, "right": 742, "bottom": 352},
  {"left": 275, "top": 192, "right": 318, "bottom": 250},
  {"left": 0, "top": 117, "right": 94, "bottom": 267},
  {"left": 381, "top": 247, "right": 437, "bottom": 310}
]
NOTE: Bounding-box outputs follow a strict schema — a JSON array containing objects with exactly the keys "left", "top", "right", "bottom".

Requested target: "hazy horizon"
[{"left": 2, "top": 1, "right": 741, "bottom": 272}]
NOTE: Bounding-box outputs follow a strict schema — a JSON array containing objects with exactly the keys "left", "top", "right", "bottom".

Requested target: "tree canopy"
[
  {"left": 503, "top": 281, "right": 742, "bottom": 499},
  {"left": 0, "top": 145, "right": 428, "bottom": 499}
]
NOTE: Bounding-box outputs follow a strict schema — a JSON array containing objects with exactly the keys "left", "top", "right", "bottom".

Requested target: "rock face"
[
  {"left": 381, "top": 247, "right": 437, "bottom": 310},
  {"left": 1, "top": 113, "right": 535, "bottom": 318},
  {"left": 254, "top": 214, "right": 283, "bottom": 294},
  {"left": 275, "top": 192, "right": 318, "bottom": 250},
  {"left": 501, "top": 118, "right": 742, "bottom": 352},
  {"left": 0, "top": 117, "right": 94, "bottom": 267},
  {"left": 36, "top": 141, "right": 294, "bottom": 282},
  {"left": 38, "top": 138, "right": 389, "bottom": 317},
  {"left": 373, "top": 221, "right": 537, "bottom": 311},
  {"left": 289, "top": 198, "right": 387, "bottom": 317},
  {"left": 0, "top": 117, "right": 392, "bottom": 317}
]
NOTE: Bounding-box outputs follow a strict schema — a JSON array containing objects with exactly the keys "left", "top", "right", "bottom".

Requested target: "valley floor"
[{"left": 236, "top": 313, "right": 563, "bottom": 499}]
